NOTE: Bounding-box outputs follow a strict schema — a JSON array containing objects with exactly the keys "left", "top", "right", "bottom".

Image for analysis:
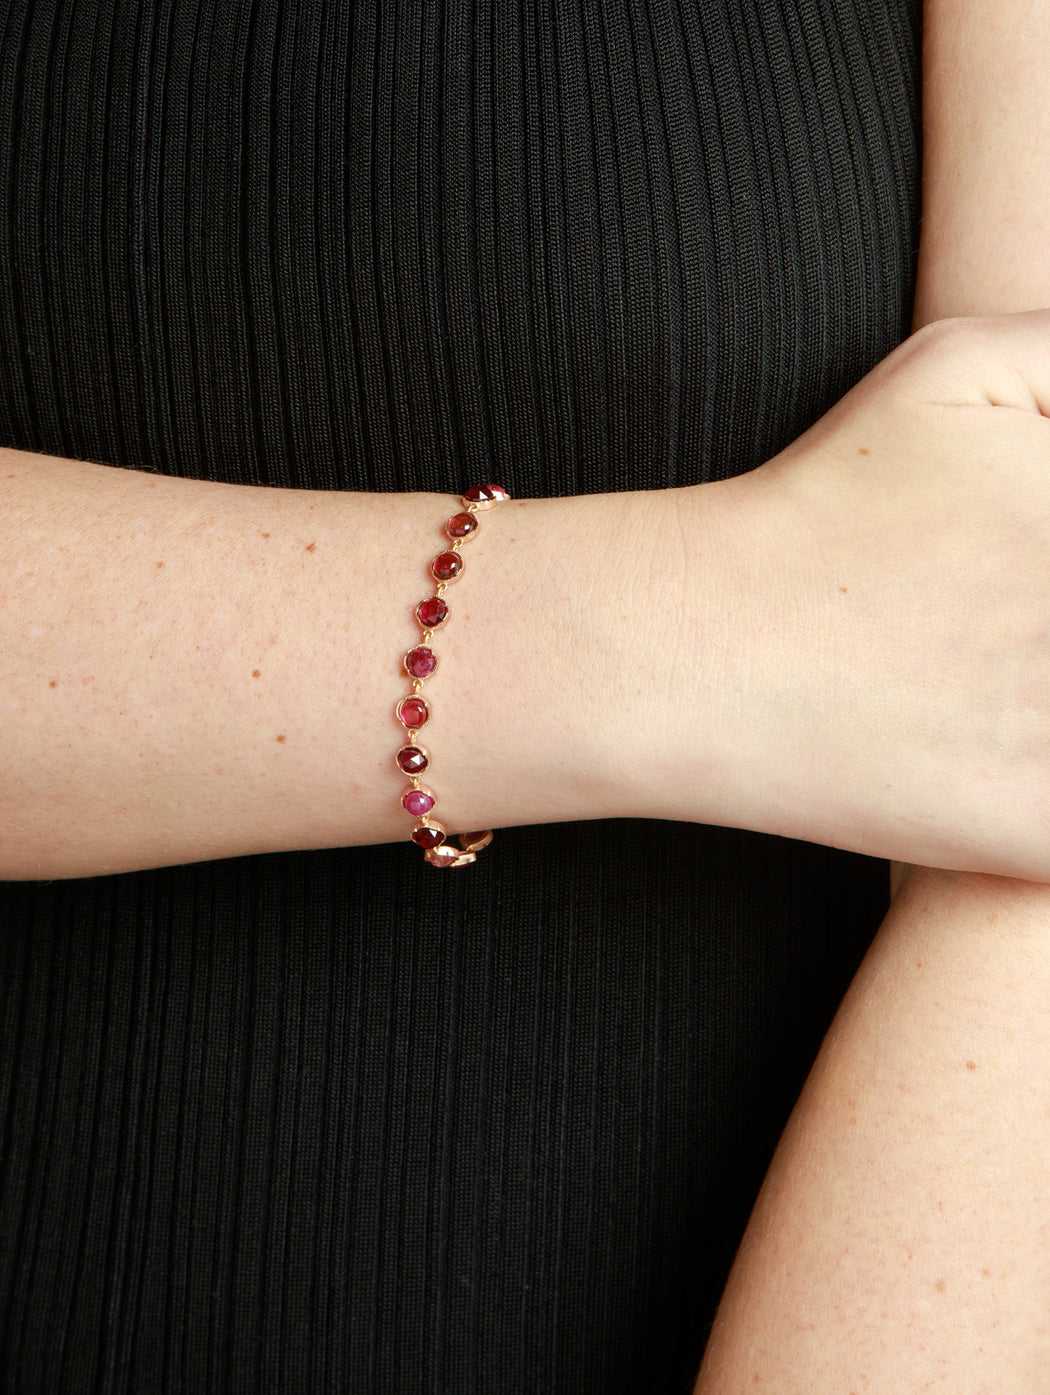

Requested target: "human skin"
[
  {"left": 695, "top": 2, "right": 1050, "bottom": 1388},
  {"left": 5, "top": 310, "right": 1050, "bottom": 881},
  {"left": 694, "top": 868, "right": 1050, "bottom": 1393}
]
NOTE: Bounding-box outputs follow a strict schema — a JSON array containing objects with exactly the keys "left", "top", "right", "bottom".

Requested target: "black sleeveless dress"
[{"left": 0, "top": 2, "right": 919, "bottom": 1389}]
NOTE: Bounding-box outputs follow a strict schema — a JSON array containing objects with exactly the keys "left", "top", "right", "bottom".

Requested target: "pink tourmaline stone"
[
  {"left": 404, "top": 646, "right": 437, "bottom": 678},
  {"left": 446, "top": 512, "right": 478, "bottom": 539},
  {"left": 416, "top": 596, "right": 449, "bottom": 628},
  {"left": 397, "top": 696, "right": 430, "bottom": 728},
  {"left": 403, "top": 789, "right": 435, "bottom": 817},
  {"left": 431, "top": 551, "right": 462, "bottom": 582},
  {"left": 412, "top": 824, "right": 445, "bottom": 850},
  {"left": 397, "top": 745, "right": 429, "bottom": 775},
  {"left": 463, "top": 483, "right": 509, "bottom": 504}
]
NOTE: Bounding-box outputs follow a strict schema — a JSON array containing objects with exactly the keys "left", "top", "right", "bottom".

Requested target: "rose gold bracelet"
[{"left": 394, "top": 484, "right": 510, "bottom": 867}]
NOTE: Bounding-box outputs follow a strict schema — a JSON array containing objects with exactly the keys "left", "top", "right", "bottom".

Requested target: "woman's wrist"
[
  {"left": 428, "top": 485, "right": 722, "bottom": 834},
  {"left": 0, "top": 453, "right": 751, "bottom": 875}
]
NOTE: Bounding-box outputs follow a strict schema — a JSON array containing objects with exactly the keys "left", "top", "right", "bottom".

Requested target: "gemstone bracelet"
[{"left": 395, "top": 484, "right": 510, "bottom": 867}]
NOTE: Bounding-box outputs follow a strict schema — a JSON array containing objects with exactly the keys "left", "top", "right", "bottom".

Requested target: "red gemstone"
[
  {"left": 458, "top": 830, "right": 493, "bottom": 852},
  {"left": 446, "top": 512, "right": 478, "bottom": 540},
  {"left": 463, "top": 483, "right": 509, "bottom": 504},
  {"left": 403, "top": 787, "right": 435, "bottom": 817},
  {"left": 404, "top": 646, "right": 437, "bottom": 679},
  {"left": 396, "top": 745, "right": 429, "bottom": 775},
  {"left": 396, "top": 696, "right": 430, "bottom": 729},
  {"left": 431, "top": 551, "right": 463, "bottom": 582},
  {"left": 416, "top": 596, "right": 449, "bottom": 629},
  {"left": 412, "top": 823, "right": 446, "bottom": 850}
]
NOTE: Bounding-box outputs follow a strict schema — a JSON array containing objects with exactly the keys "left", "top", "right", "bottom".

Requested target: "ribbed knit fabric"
[{"left": 0, "top": 1, "right": 920, "bottom": 1390}]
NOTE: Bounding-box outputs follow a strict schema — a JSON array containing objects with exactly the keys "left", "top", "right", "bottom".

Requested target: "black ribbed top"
[{"left": 0, "top": 2, "right": 919, "bottom": 1390}]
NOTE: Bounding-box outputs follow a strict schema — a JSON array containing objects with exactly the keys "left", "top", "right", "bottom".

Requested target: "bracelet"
[{"left": 395, "top": 484, "right": 510, "bottom": 867}]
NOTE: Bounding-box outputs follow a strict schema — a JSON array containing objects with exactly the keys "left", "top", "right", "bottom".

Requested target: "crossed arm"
[{"left": 696, "top": 2, "right": 1050, "bottom": 1387}]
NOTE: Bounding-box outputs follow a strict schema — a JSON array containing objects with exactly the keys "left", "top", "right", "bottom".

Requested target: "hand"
[{"left": 671, "top": 311, "right": 1050, "bottom": 877}]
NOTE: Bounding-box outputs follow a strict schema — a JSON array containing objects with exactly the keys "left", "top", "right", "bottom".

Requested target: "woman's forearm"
[
  {"left": 0, "top": 449, "right": 731, "bottom": 876},
  {"left": 11, "top": 299, "right": 1050, "bottom": 880},
  {"left": 697, "top": 869, "right": 1050, "bottom": 1392}
]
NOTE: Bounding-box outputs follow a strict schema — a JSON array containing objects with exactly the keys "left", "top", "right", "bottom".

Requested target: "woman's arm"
[
  {"left": 12, "top": 0, "right": 1050, "bottom": 883},
  {"left": 696, "top": 869, "right": 1050, "bottom": 1392},
  {"left": 914, "top": 0, "right": 1050, "bottom": 321},
  {"left": 8, "top": 300, "right": 1050, "bottom": 879},
  {"left": 0, "top": 454, "right": 700, "bottom": 876},
  {"left": 697, "top": 3, "right": 1050, "bottom": 1387}
]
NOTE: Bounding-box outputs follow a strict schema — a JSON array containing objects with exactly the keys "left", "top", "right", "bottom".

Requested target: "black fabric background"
[{"left": 0, "top": 1, "right": 919, "bottom": 1389}]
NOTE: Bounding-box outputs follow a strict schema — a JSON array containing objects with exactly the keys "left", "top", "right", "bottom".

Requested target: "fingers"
[{"left": 897, "top": 309, "right": 1050, "bottom": 415}]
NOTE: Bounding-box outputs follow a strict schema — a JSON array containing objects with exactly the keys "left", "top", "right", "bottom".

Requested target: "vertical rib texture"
[{"left": 0, "top": 1, "right": 919, "bottom": 1390}]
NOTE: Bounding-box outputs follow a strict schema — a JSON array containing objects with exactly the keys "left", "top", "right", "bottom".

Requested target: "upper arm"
[{"left": 914, "top": 0, "right": 1050, "bottom": 326}]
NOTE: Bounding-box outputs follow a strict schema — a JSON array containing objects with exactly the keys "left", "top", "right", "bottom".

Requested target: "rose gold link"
[{"left": 424, "top": 846, "right": 477, "bottom": 868}]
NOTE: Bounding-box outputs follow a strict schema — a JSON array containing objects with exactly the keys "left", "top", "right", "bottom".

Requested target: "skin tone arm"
[
  {"left": 7, "top": 315, "right": 1050, "bottom": 881},
  {"left": 0, "top": 464, "right": 698, "bottom": 876},
  {"left": 10, "top": 316, "right": 1050, "bottom": 878},
  {"left": 10, "top": 5, "right": 1050, "bottom": 889},
  {"left": 695, "top": 2, "right": 1050, "bottom": 1388}
]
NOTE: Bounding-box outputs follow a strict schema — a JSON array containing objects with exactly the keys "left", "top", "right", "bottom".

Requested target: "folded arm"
[{"left": 697, "top": 1, "right": 1050, "bottom": 1387}]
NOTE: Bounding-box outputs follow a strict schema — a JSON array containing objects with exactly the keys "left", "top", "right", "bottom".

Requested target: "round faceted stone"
[
  {"left": 416, "top": 596, "right": 449, "bottom": 629},
  {"left": 463, "top": 483, "right": 509, "bottom": 506},
  {"left": 412, "top": 822, "right": 446, "bottom": 850},
  {"left": 431, "top": 551, "right": 463, "bottom": 582},
  {"left": 396, "top": 745, "right": 429, "bottom": 775},
  {"left": 457, "top": 830, "right": 493, "bottom": 853},
  {"left": 402, "top": 787, "right": 435, "bottom": 817},
  {"left": 446, "top": 512, "right": 478, "bottom": 540},
  {"left": 404, "top": 646, "right": 437, "bottom": 679},
  {"left": 396, "top": 695, "right": 430, "bottom": 729}
]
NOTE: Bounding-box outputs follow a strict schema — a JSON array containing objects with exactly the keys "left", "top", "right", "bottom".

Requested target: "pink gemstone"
[
  {"left": 397, "top": 696, "right": 430, "bottom": 729},
  {"left": 412, "top": 823, "right": 446, "bottom": 850},
  {"left": 431, "top": 551, "right": 463, "bottom": 582},
  {"left": 463, "top": 483, "right": 509, "bottom": 504},
  {"left": 403, "top": 788, "right": 435, "bottom": 817},
  {"left": 404, "top": 646, "right": 437, "bottom": 679},
  {"left": 416, "top": 596, "right": 449, "bottom": 629},
  {"left": 446, "top": 512, "right": 478, "bottom": 540},
  {"left": 396, "top": 745, "right": 429, "bottom": 775}
]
